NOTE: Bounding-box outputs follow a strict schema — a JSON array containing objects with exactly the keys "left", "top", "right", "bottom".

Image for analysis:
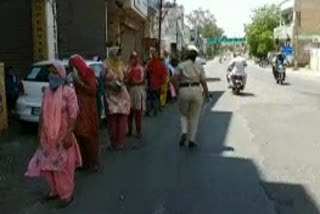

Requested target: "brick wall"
[
  {"left": 0, "top": 0, "right": 33, "bottom": 77},
  {"left": 300, "top": 0, "right": 320, "bottom": 35},
  {"left": 56, "top": 0, "right": 106, "bottom": 59}
]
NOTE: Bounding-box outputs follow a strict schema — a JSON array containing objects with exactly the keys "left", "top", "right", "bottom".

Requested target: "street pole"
[
  {"left": 294, "top": 0, "right": 299, "bottom": 70},
  {"left": 158, "top": 0, "right": 163, "bottom": 58}
]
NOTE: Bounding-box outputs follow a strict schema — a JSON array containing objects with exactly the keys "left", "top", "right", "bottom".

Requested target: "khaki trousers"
[{"left": 178, "top": 86, "right": 203, "bottom": 142}]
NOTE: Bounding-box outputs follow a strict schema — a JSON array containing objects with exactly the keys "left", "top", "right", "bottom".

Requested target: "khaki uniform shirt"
[{"left": 175, "top": 60, "right": 206, "bottom": 83}]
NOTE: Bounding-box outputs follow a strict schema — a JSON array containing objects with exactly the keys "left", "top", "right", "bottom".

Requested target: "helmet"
[{"left": 187, "top": 45, "right": 199, "bottom": 53}]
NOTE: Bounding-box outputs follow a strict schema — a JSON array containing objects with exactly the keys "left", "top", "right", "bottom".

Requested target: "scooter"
[
  {"left": 231, "top": 75, "right": 244, "bottom": 95},
  {"left": 276, "top": 64, "right": 286, "bottom": 85},
  {"left": 227, "top": 73, "right": 245, "bottom": 95}
]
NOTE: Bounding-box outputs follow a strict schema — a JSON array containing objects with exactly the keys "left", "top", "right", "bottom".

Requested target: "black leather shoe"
[
  {"left": 189, "top": 141, "right": 198, "bottom": 149},
  {"left": 179, "top": 134, "right": 187, "bottom": 146}
]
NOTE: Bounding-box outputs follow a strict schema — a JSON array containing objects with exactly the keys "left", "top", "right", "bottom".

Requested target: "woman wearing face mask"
[
  {"left": 69, "top": 55, "right": 99, "bottom": 171},
  {"left": 124, "top": 51, "right": 146, "bottom": 139},
  {"left": 105, "top": 47, "right": 130, "bottom": 150},
  {"left": 25, "top": 61, "right": 82, "bottom": 208}
]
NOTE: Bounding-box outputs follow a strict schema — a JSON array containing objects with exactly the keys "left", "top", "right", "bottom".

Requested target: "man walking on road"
[{"left": 173, "top": 45, "right": 210, "bottom": 148}]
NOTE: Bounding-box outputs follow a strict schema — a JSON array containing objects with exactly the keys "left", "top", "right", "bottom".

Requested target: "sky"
[{"left": 182, "top": 0, "right": 281, "bottom": 37}]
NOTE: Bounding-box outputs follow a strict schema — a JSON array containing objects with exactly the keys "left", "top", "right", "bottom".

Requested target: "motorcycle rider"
[
  {"left": 272, "top": 52, "right": 286, "bottom": 81},
  {"left": 227, "top": 52, "right": 247, "bottom": 88}
]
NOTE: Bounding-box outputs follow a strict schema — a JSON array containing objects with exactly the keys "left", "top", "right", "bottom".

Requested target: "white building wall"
[{"left": 310, "top": 48, "right": 320, "bottom": 71}]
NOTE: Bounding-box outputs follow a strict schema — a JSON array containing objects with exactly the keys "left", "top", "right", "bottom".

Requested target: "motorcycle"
[
  {"left": 276, "top": 64, "right": 286, "bottom": 85},
  {"left": 259, "top": 59, "right": 269, "bottom": 68},
  {"left": 229, "top": 75, "right": 244, "bottom": 95}
]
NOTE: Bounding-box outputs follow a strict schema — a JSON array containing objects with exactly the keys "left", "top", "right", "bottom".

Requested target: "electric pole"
[
  {"left": 158, "top": 0, "right": 163, "bottom": 57},
  {"left": 294, "top": 0, "right": 300, "bottom": 70}
]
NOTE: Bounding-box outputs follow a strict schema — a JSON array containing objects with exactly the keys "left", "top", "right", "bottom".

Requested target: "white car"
[{"left": 16, "top": 60, "right": 105, "bottom": 123}]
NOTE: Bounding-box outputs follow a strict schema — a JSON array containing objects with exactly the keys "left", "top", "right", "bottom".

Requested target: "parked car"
[{"left": 15, "top": 60, "right": 105, "bottom": 123}]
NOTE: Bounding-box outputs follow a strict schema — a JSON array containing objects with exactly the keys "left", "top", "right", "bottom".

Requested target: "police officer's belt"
[{"left": 179, "top": 82, "right": 200, "bottom": 88}]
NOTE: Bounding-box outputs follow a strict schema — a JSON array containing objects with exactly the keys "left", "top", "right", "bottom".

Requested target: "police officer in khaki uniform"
[{"left": 173, "top": 45, "right": 210, "bottom": 148}]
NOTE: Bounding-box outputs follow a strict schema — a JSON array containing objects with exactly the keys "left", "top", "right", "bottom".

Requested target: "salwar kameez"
[
  {"left": 126, "top": 64, "right": 146, "bottom": 136},
  {"left": 105, "top": 57, "right": 131, "bottom": 150},
  {"left": 26, "top": 78, "right": 81, "bottom": 201},
  {"left": 160, "top": 76, "right": 169, "bottom": 107},
  {"left": 70, "top": 55, "right": 100, "bottom": 169}
]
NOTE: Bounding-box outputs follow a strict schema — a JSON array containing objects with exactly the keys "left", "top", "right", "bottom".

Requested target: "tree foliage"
[
  {"left": 245, "top": 4, "right": 280, "bottom": 58},
  {"left": 187, "top": 8, "right": 224, "bottom": 57},
  {"left": 186, "top": 8, "right": 224, "bottom": 39}
]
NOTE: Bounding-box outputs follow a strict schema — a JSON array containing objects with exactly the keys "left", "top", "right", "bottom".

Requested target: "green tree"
[
  {"left": 187, "top": 8, "right": 224, "bottom": 57},
  {"left": 245, "top": 4, "right": 280, "bottom": 58}
]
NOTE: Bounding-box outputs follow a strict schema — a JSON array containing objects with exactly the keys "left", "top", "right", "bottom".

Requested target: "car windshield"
[
  {"left": 25, "top": 65, "right": 70, "bottom": 82},
  {"left": 25, "top": 65, "right": 50, "bottom": 82}
]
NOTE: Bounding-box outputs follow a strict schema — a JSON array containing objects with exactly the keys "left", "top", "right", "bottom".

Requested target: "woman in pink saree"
[{"left": 25, "top": 61, "right": 82, "bottom": 208}]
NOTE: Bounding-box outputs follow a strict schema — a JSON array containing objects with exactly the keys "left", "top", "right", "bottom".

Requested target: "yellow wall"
[
  {"left": 0, "top": 63, "right": 8, "bottom": 133},
  {"left": 32, "top": 0, "right": 48, "bottom": 62}
]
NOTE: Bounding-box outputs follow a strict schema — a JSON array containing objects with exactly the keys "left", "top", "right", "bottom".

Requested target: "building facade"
[
  {"left": 143, "top": 0, "right": 159, "bottom": 61},
  {"left": 274, "top": 0, "right": 320, "bottom": 65},
  {"left": 0, "top": 0, "right": 107, "bottom": 76},
  {"left": 0, "top": 0, "right": 33, "bottom": 76},
  {"left": 56, "top": 0, "right": 107, "bottom": 59},
  {"left": 107, "top": 0, "right": 148, "bottom": 63},
  {"left": 156, "top": 2, "right": 187, "bottom": 57}
]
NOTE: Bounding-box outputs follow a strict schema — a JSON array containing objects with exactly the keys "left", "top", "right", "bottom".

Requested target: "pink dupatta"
[{"left": 41, "top": 61, "right": 66, "bottom": 148}]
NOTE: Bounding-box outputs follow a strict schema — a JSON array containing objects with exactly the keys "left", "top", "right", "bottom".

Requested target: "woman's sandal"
[
  {"left": 41, "top": 194, "right": 58, "bottom": 203},
  {"left": 57, "top": 196, "right": 74, "bottom": 208}
]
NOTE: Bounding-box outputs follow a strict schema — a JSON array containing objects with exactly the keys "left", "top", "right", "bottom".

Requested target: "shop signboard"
[
  {"left": 32, "top": 0, "right": 58, "bottom": 62},
  {"left": 32, "top": 0, "right": 48, "bottom": 62},
  {"left": 0, "top": 63, "right": 8, "bottom": 132}
]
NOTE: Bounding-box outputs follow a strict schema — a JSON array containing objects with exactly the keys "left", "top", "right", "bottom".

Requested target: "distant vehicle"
[
  {"left": 275, "top": 64, "right": 286, "bottom": 85},
  {"left": 259, "top": 59, "right": 269, "bottom": 68},
  {"left": 15, "top": 60, "right": 105, "bottom": 123},
  {"left": 229, "top": 75, "right": 245, "bottom": 95},
  {"left": 223, "top": 55, "right": 227, "bottom": 61}
]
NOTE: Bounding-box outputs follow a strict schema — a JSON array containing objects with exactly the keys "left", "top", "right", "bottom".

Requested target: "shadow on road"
[
  {"left": 197, "top": 91, "right": 234, "bottom": 154},
  {"left": 261, "top": 182, "right": 320, "bottom": 214},
  {"left": 206, "top": 77, "right": 221, "bottom": 82},
  {"left": 281, "top": 82, "right": 291, "bottom": 86},
  {"left": 239, "top": 92, "right": 256, "bottom": 97},
  {"left": 8, "top": 91, "right": 320, "bottom": 214}
]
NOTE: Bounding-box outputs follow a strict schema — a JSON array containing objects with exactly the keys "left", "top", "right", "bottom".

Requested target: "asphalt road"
[{"left": 12, "top": 59, "right": 320, "bottom": 214}]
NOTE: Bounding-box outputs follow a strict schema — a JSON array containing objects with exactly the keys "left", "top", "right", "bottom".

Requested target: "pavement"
[{"left": 1, "top": 59, "right": 320, "bottom": 214}]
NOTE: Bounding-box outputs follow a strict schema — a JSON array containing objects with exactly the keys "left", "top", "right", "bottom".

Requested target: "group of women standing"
[{"left": 25, "top": 48, "right": 147, "bottom": 207}]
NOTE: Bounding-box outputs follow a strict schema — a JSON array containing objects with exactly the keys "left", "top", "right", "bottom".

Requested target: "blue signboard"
[{"left": 281, "top": 46, "right": 293, "bottom": 56}]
